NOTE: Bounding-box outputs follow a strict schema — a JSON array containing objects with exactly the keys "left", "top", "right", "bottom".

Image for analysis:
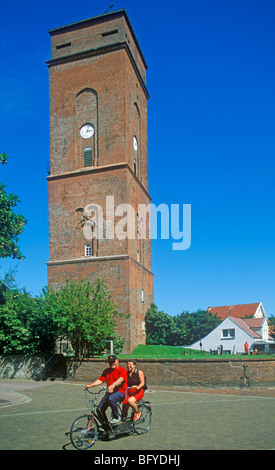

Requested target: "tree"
[
  {"left": 0, "top": 153, "right": 27, "bottom": 260},
  {"left": 145, "top": 304, "right": 182, "bottom": 345},
  {"left": 173, "top": 310, "right": 221, "bottom": 345},
  {"left": 0, "top": 288, "right": 57, "bottom": 355},
  {"left": 268, "top": 315, "right": 275, "bottom": 339},
  {"left": 145, "top": 304, "right": 222, "bottom": 347},
  {"left": 43, "top": 278, "right": 125, "bottom": 357},
  {"left": 0, "top": 278, "right": 125, "bottom": 356},
  {"left": 0, "top": 152, "right": 8, "bottom": 165}
]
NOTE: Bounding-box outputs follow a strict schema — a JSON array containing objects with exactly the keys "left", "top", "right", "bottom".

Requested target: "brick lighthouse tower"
[{"left": 46, "top": 9, "right": 154, "bottom": 352}]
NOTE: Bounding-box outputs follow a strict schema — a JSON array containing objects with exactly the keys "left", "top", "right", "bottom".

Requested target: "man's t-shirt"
[{"left": 99, "top": 365, "right": 127, "bottom": 394}]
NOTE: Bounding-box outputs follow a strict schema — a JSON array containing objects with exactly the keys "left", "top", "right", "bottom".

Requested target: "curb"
[{"left": 0, "top": 388, "right": 32, "bottom": 408}]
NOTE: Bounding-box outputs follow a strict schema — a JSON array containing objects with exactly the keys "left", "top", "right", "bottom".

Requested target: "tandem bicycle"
[{"left": 69, "top": 387, "right": 152, "bottom": 450}]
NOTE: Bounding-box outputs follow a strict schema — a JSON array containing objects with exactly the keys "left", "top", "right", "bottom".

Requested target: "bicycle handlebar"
[
  {"left": 85, "top": 386, "right": 135, "bottom": 393},
  {"left": 84, "top": 387, "right": 107, "bottom": 395},
  {"left": 84, "top": 385, "right": 135, "bottom": 404}
]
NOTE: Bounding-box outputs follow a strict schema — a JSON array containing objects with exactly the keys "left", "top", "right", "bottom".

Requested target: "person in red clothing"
[
  {"left": 85, "top": 355, "right": 127, "bottom": 424},
  {"left": 122, "top": 359, "right": 145, "bottom": 422}
]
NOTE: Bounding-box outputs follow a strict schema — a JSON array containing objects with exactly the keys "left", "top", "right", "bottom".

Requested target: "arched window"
[
  {"left": 76, "top": 88, "right": 98, "bottom": 166},
  {"left": 85, "top": 243, "right": 92, "bottom": 257},
  {"left": 133, "top": 102, "right": 141, "bottom": 177}
]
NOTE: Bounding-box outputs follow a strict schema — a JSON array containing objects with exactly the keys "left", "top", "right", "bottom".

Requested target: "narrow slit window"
[
  {"left": 102, "top": 29, "right": 118, "bottom": 37},
  {"left": 56, "top": 42, "right": 71, "bottom": 50},
  {"left": 84, "top": 147, "right": 93, "bottom": 167},
  {"left": 141, "top": 289, "right": 144, "bottom": 303}
]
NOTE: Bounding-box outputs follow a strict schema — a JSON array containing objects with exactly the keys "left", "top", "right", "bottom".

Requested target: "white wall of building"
[{"left": 188, "top": 317, "right": 254, "bottom": 354}]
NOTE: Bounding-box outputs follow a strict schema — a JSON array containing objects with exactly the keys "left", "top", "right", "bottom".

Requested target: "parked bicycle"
[{"left": 69, "top": 387, "right": 152, "bottom": 450}]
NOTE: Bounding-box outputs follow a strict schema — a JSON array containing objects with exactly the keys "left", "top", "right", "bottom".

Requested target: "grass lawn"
[
  {"left": 118, "top": 344, "right": 210, "bottom": 359},
  {"left": 117, "top": 344, "right": 267, "bottom": 360}
]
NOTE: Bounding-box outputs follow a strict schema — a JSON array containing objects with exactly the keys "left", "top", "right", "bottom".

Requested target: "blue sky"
[{"left": 1, "top": 0, "right": 275, "bottom": 316}]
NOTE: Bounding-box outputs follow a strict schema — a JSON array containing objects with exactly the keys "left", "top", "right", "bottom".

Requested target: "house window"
[
  {"left": 84, "top": 147, "right": 93, "bottom": 167},
  {"left": 222, "top": 328, "right": 235, "bottom": 339},
  {"left": 85, "top": 243, "right": 92, "bottom": 257}
]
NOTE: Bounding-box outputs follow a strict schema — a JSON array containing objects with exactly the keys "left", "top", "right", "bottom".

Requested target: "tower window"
[
  {"left": 102, "top": 29, "right": 118, "bottom": 37},
  {"left": 84, "top": 147, "right": 93, "bottom": 167},
  {"left": 85, "top": 244, "right": 92, "bottom": 257},
  {"left": 141, "top": 289, "right": 144, "bottom": 303},
  {"left": 134, "top": 158, "right": 137, "bottom": 175},
  {"left": 56, "top": 42, "right": 71, "bottom": 50}
]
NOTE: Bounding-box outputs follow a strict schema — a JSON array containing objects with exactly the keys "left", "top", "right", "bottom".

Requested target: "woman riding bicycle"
[{"left": 122, "top": 359, "right": 146, "bottom": 421}]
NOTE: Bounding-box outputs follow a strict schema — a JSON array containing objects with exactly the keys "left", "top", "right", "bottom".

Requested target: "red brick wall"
[
  {"left": 66, "top": 357, "right": 275, "bottom": 388},
  {"left": 2, "top": 356, "right": 274, "bottom": 387}
]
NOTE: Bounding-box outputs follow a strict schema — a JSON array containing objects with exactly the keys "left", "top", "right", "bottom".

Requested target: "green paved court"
[{"left": 0, "top": 379, "right": 275, "bottom": 450}]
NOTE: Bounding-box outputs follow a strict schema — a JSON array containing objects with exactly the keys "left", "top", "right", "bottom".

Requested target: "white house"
[{"left": 188, "top": 302, "right": 274, "bottom": 354}]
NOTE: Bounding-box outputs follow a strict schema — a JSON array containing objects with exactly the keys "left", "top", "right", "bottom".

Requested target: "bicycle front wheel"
[
  {"left": 133, "top": 403, "right": 152, "bottom": 435},
  {"left": 70, "top": 414, "right": 99, "bottom": 450}
]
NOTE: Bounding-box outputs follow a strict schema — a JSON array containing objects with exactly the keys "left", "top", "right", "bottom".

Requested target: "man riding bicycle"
[{"left": 84, "top": 355, "right": 127, "bottom": 424}]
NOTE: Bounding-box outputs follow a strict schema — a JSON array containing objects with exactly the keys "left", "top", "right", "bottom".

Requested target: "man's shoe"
[{"left": 110, "top": 417, "right": 121, "bottom": 424}]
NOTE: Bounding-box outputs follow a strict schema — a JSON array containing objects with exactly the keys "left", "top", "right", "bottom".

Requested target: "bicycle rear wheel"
[
  {"left": 70, "top": 414, "right": 99, "bottom": 450},
  {"left": 133, "top": 403, "right": 152, "bottom": 435}
]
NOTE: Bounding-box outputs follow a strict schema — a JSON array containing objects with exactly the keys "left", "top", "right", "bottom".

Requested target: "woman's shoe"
[{"left": 133, "top": 411, "right": 141, "bottom": 421}]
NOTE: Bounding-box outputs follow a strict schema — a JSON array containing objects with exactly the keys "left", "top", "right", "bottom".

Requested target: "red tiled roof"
[
  {"left": 244, "top": 318, "right": 264, "bottom": 328},
  {"left": 230, "top": 317, "right": 262, "bottom": 338},
  {"left": 207, "top": 303, "right": 261, "bottom": 321}
]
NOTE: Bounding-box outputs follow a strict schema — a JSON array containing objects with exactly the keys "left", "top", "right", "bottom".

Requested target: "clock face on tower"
[{"left": 80, "top": 124, "right": 94, "bottom": 139}]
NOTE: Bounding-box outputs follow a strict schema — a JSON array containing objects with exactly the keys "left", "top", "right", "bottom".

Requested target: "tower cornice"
[
  {"left": 46, "top": 41, "right": 149, "bottom": 100},
  {"left": 47, "top": 161, "right": 152, "bottom": 201},
  {"left": 48, "top": 9, "right": 148, "bottom": 70}
]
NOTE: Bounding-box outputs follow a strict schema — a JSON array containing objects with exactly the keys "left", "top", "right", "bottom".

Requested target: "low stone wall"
[
  {"left": 0, "top": 354, "right": 66, "bottom": 380},
  {"left": 1, "top": 355, "right": 275, "bottom": 388},
  {"left": 0, "top": 355, "right": 43, "bottom": 380}
]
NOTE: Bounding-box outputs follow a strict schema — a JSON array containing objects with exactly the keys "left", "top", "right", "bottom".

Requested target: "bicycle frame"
[{"left": 85, "top": 387, "right": 134, "bottom": 432}]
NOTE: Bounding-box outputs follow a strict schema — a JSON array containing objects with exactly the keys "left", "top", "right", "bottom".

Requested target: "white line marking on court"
[
  {"left": 150, "top": 398, "right": 274, "bottom": 407},
  {"left": 1, "top": 385, "right": 275, "bottom": 418},
  {"left": 2, "top": 395, "right": 275, "bottom": 418},
  {"left": 58, "top": 382, "right": 275, "bottom": 400},
  {"left": 153, "top": 389, "right": 275, "bottom": 400}
]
